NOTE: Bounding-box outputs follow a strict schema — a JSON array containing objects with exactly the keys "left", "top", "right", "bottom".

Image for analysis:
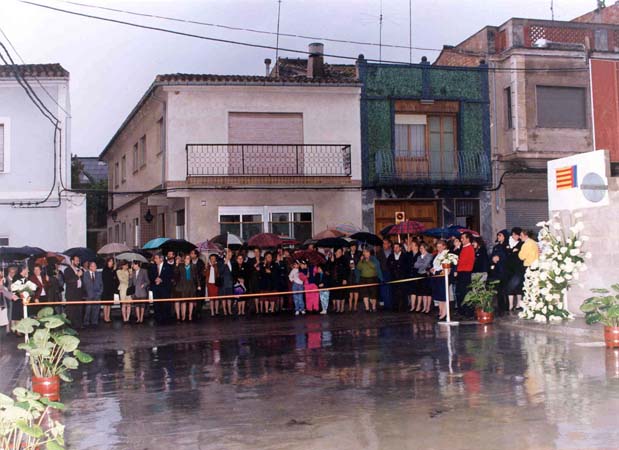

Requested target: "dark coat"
[
  {"left": 149, "top": 263, "right": 174, "bottom": 299},
  {"left": 175, "top": 263, "right": 199, "bottom": 298},
  {"left": 489, "top": 242, "right": 509, "bottom": 281},
  {"left": 259, "top": 262, "right": 279, "bottom": 292},
  {"left": 63, "top": 266, "right": 85, "bottom": 301},
  {"left": 101, "top": 267, "right": 119, "bottom": 300},
  {"left": 218, "top": 260, "right": 234, "bottom": 294},
  {"left": 83, "top": 270, "right": 103, "bottom": 300},
  {"left": 387, "top": 252, "right": 410, "bottom": 281},
  {"left": 473, "top": 247, "right": 490, "bottom": 273},
  {"left": 329, "top": 256, "right": 350, "bottom": 286},
  {"left": 505, "top": 240, "right": 524, "bottom": 276}
]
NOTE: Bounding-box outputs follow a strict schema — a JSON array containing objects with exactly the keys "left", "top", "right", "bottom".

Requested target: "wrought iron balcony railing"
[
  {"left": 186, "top": 144, "right": 352, "bottom": 177},
  {"left": 372, "top": 149, "right": 491, "bottom": 186}
]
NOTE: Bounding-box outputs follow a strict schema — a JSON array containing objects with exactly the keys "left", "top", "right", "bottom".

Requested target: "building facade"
[
  {"left": 357, "top": 58, "right": 492, "bottom": 238},
  {"left": 435, "top": 8, "right": 619, "bottom": 232},
  {"left": 101, "top": 47, "right": 362, "bottom": 246},
  {"left": 72, "top": 156, "right": 108, "bottom": 250},
  {"left": 0, "top": 64, "right": 85, "bottom": 250}
]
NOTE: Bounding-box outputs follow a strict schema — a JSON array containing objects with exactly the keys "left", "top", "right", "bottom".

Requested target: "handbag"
[
  {"left": 126, "top": 285, "right": 136, "bottom": 296},
  {"left": 0, "top": 306, "right": 8, "bottom": 327}
]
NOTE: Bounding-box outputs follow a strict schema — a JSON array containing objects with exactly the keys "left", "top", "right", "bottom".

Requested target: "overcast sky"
[{"left": 1, "top": 0, "right": 593, "bottom": 157}]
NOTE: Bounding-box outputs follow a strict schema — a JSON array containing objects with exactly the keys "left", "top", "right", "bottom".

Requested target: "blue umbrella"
[
  {"left": 143, "top": 237, "right": 170, "bottom": 250},
  {"left": 423, "top": 225, "right": 466, "bottom": 239}
]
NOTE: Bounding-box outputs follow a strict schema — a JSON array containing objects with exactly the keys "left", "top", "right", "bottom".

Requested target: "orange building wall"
[{"left": 591, "top": 59, "right": 619, "bottom": 162}]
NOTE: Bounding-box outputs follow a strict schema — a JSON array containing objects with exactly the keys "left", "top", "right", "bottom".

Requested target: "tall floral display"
[{"left": 520, "top": 213, "right": 589, "bottom": 322}]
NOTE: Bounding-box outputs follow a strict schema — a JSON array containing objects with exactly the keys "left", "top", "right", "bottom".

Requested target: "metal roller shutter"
[{"left": 506, "top": 200, "right": 548, "bottom": 232}]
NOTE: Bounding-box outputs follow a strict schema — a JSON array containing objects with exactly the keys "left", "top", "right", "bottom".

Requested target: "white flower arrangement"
[
  {"left": 10, "top": 279, "right": 38, "bottom": 298},
  {"left": 435, "top": 252, "right": 459, "bottom": 266},
  {"left": 521, "top": 214, "right": 587, "bottom": 322}
]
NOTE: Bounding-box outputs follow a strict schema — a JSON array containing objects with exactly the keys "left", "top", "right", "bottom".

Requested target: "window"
[
  {"left": 505, "top": 86, "right": 513, "bottom": 129},
  {"left": 219, "top": 208, "right": 264, "bottom": 240},
  {"left": 133, "top": 218, "right": 140, "bottom": 247},
  {"left": 132, "top": 143, "right": 139, "bottom": 172},
  {"left": 156, "top": 213, "right": 165, "bottom": 237},
  {"left": 114, "top": 224, "right": 120, "bottom": 242},
  {"left": 270, "top": 211, "right": 313, "bottom": 241},
  {"left": 157, "top": 118, "right": 165, "bottom": 156},
  {"left": 536, "top": 86, "right": 586, "bottom": 128},
  {"left": 428, "top": 115, "right": 457, "bottom": 177},
  {"left": 176, "top": 209, "right": 185, "bottom": 239},
  {"left": 121, "top": 222, "right": 127, "bottom": 244},
  {"left": 0, "top": 118, "right": 10, "bottom": 173},
  {"left": 121, "top": 155, "right": 127, "bottom": 183},
  {"left": 108, "top": 227, "right": 113, "bottom": 242},
  {"left": 395, "top": 115, "right": 426, "bottom": 158},
  {"left": 0, "top": 237, "right": 9, "bottom": 246},
  {"left": 114, "top": 162, "right": 119, "bottom": 188},
  {"left": 139, "top": 135, "right": 146, "bottom": 168}
]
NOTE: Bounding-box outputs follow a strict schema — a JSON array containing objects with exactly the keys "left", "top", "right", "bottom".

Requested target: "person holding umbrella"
[
  {"left": 219, "top": 249, "right": 235, "bottom": 317},
  {"left": 117, "top": 261, "right": 131, "bottom": 323}
]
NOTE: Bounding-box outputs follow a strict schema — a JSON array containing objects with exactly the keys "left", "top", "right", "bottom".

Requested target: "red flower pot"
[
  {"left": 604, "top": 326, "right": 619, "bottom": 348},
  {"left": 477, "top": 310, "right": 494, "bottom": 324},
  {"left": 32, "top": 375, "right": 60, "bottom": 401}
]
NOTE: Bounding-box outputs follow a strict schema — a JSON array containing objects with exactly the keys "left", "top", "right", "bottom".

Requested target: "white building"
[
  {"left": 0, "top": 64, "right": 86, "bottom": 251},
  {"left": 101, "top": 45, "right": 362, "bottom": 246}
]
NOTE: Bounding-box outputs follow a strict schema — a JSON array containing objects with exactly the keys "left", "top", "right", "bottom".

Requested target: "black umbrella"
[
  {"left": 0, "top": 246, "right": 46, "bottom": 260},
  {"left": 380, "top": 224, "right": 396, "bottom": 237},
  {"left": 160, "top": 239, "right": 197, "bottom": 255},
  {"left": 350, "top": 232, "right": 383, "bottom": 247},
  {"left": 64, "top": 247, "right": 97, "bottom": 263},
  {"left": 315, "top": 237, "right": 351, "bottom": 248}
]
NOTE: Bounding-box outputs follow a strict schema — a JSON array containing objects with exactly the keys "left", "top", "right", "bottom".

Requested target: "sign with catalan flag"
[
  {"left": 555, "top": 165, "right": 578, "bottom": 190},
  {"left": 548, "top": 150, "right": 609, "bottom": 212}
]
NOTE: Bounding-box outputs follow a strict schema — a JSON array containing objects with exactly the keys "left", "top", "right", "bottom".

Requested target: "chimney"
[
  {"left": 307, "top": 42, "right": 324, "bottom": 78},
  {"left": 264, "top": 58, "right": 272, "bottom": 77}
]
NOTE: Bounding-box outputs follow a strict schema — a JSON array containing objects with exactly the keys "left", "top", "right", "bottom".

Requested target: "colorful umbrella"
[
  {"left": 313, "top": 228, "right": 346, "bottom": 239},
  {"left": 350, "top": 232, "right": 383, "bottom": 246},
  {"left": 293, "top": 250, "right": 326, "bottom": 266},
  {"left": 98, "top": 242, "right": 131, "bottom": 254},
  {"left": 279, "top": 236, "right": 300, "bottom": 247},
  {"left": 196, "top": 240, "right": 224, "bottom": 253},
  {"left": 379, "top": 224, "right": 396, "bottom": 237},
  {"left": 388, "top": 220, "right": 426, "bottom": 236},
  {"left": 247, "top": 233, "right": 283, "bottom": 248},
  {"left": 423, "top": 225, "right": 480, "bottom": 238},
  {"left": 334, "top": 223, "right": 360, "bottom": 235},
  {"left": 143, "top": 237, "right": 170, "bottom": 250}
]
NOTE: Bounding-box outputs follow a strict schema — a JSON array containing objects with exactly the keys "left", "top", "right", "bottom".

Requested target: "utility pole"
[
  {"left": 275, "top": 0, "right": 282, "bottom": 76},
  {"left": 409, "top": 0, "right": 412, "bottom": 64},
  {"left": 379, "top": 0, "right": 383, "bottom": 63}
]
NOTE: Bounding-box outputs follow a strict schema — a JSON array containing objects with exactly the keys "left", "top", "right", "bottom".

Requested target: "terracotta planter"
[
  {"left": 32, "top": 375, "right": 60, "bottom": 401},
  {"left": 604, "top": 326, "right": 619, "bottom": 348},
  {"left": 442, "top": 263, "right": 451, "bottom": 269},
  {"left": 477, "top": 310, "right": 494, "bottom": 324}
]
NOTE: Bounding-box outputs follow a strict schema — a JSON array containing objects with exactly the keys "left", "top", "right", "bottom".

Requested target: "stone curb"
[{"left": 496, "top": 316, "right": 604, "bottom": 341}]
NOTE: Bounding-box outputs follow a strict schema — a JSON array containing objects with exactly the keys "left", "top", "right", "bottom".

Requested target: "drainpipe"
[{"left": 151, "top": 88, "right": 167, "bottom": 188}]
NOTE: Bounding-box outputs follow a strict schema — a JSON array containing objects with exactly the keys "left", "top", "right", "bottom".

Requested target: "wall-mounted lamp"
[{"left": 143, "top": 208, "right": 154, "bottom": 223}]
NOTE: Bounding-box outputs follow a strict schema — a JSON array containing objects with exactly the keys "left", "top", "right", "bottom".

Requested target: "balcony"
[
  {"left": 186, "top": 144, "right": 352, "bottom": 178},
  {"left": 372, "top": 149, "right": 491, "bottom": 186}
]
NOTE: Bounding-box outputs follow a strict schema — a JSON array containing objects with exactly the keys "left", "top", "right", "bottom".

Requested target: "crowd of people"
[{"left": 0, "top": 227, "right": 540, "bottom": 332}]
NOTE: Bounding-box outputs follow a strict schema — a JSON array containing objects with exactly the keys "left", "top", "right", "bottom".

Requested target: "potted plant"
[
  {"left": 14, "top": 307, "right": 93, "bottom": 401},
  {"left": 462, "top": 274, "right": 499, "bottom": 324},
  {"left": 0, "top": 387, "right": 65, "bottom": 450},
  {"left": 580, "top": 285, "right": 619, "bottom": 348},
  {"left": 435, "top": 252, "right": 458, "bottom": 271}
]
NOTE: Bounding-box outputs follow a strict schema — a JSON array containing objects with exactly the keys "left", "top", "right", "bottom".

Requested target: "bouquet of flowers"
[
  {"left": 435, "top": 252, "right": 459, "bottom": 267},
  {"left": 521, "top": 212, "right": 589, "bottom": 323},
  {"left": 10, "top": 279, "right": 38, "bottom": 300}
]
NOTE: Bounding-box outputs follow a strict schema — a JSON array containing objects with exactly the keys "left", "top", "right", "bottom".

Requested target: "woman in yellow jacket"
[{"left": 518, "top": 229, "right": 539, "bottom": 267}]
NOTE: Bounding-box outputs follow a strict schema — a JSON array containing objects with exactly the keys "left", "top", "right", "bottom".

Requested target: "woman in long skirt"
[
  {"left": 117, "top": 261, "right": 131, "bottom": 323},
  {"left": 430, "top": 240, "right": 451, "bottom": 321}
]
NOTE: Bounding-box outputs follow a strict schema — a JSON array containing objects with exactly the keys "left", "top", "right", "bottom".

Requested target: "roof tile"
[{"left": 0, "top": 63, "right": 69, "bottom": 78}]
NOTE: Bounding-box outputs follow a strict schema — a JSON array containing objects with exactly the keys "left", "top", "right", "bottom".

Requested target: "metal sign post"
[{"left": 439, "top": 266, "right": 459, "bottom": 327}]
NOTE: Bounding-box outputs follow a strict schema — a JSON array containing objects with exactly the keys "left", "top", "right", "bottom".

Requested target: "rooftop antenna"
[
  {"left": 274, "top": 0, "right": 282, "bottom": 76},
  {"left": 409, "top": 0, "right": 412, "bottom": 64},
  {"left": 379, "top": 0, "right": 383, "bottom": 63},
  {"left": 550, "top": 0, "right": 555, "bottom": 21}
]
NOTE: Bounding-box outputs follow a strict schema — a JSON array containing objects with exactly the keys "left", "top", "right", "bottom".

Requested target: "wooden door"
[{"left": 374, "top": 200, "right": 440, "bottom": 235}]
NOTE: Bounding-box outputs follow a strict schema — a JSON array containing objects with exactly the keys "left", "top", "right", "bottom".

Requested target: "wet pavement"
[{"left": 2, "top": 313, "right": 619, "bottom": 450}]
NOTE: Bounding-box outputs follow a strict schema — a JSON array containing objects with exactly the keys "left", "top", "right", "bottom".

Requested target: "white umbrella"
[
  {"left": 116, "top": 252, "right": 148, "bottom": 263},
  {"left": 98, "top": 243, "right": 131, "bottom": 254}
]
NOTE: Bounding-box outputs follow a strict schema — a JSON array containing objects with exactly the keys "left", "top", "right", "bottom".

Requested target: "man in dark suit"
[
  {"left": 83, "top": 261, "right": 103, "bottom": 327},
  {"left": 64, "top": 256, "right": 85, "bottom": 328},
  {"left": 190, "top": 249, "right": 205, "bottom": 319},
  {"left": 150, "top": 254, "right": 174, "bottom": 323},
  {"left": 387, "top": 242, "right": 410, "bottom": 312}
]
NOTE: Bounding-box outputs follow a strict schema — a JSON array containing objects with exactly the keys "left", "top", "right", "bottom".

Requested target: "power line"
[
  {"left": 0, "top": 23, "right": 71, "bottom": 117},
  {"left": 17, "top": 0, "right": 590, "bottom": 73},
  {"left": 50, "top": 0, "right": 446, "bottom": 53}
]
